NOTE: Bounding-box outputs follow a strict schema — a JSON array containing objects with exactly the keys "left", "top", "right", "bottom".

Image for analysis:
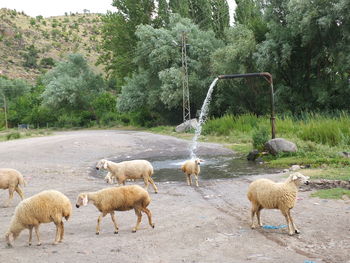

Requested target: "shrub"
[
  {"left": 6, "top": 132, "right": 21, "bottom": 140},
  {"left": 252, "top": 125, "right": 269, "bottom": 150}
]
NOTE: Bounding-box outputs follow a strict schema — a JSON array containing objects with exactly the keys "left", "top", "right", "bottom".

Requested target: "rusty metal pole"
[{"left": 218, "top": 72, "right": 276, "bottom": 139}]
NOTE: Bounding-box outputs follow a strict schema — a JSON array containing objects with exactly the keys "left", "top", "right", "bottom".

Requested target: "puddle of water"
[
  {"left": 149, "top": 155, "right": 278, "bottom": 182},
  {"left": 92, "top": 155, "right": 279, "bottom": 182}
]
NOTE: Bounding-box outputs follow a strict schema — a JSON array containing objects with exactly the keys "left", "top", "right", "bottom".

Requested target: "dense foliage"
[{"left": 1, "top": 0, "right": 349, "bottom": 129}]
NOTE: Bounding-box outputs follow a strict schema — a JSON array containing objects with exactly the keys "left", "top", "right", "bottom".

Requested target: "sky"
[{"left": 1, "top": 0, "right": 236, "bottom": 22}]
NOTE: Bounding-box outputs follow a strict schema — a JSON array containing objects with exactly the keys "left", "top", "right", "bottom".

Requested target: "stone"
[
  {"left": 175, "top": 119, "right": 198, "bottom": 133},
  {"left": 290, "top": 165, "right": 301, "bottom": 171},
  {"left": 264, "top": 138, "right": 297, "bottom": 155}
]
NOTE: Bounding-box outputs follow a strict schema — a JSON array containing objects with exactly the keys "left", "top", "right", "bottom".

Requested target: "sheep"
[
  {"left": 96, "top": 159, "right": 158, "bottom": 193},
  {"left": 247, "top": 172, "right": 309, "bottom": 235},
  {"left": 76, "top": 185, "right": 155, "bottom": 234},
  {"left": 5, "top": 190, "right": 72, "bottom": 247},
  {"left": 0, "top": 168, "right": 26, "bottom": 207},
  {"left": 180, "top": 159, "right": 203, "bottom": 187}
]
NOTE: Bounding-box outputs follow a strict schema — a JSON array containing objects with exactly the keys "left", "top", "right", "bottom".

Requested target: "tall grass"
[{"left": 202, "top": 112, "right": 350, "bottom": 147}]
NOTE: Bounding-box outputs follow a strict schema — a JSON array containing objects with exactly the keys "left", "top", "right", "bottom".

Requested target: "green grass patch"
[{"left": 311, "top": 188, "right": 350, "bottom": 199}]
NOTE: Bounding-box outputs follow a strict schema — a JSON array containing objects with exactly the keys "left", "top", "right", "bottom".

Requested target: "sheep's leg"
[
  {"left": 34, "top": 225, "right": 41, "bottom": 246},
  {"left": 28, "top": 226, "right": 33, "bottom": 246},
  {"left": 140, "top": 207, "right": 155, "bottom": 229},
  {"left": 250, "top": 203, "right": 258, "bottom": 229},
  {"left": 194, "top": 175, "right": 199, "bottom": 187},
  {"left": 6, "top": 187, "right": 15, "bottom": 207},
  {"left": 148, "top": 177, "right": 158, "bottom": 193},
  {"left": 256, "top": 206, "right": 263, "bottom": 227},
  {"left": 53, "top": 221, "right": 61, "bottom": 244},
  {"left": 96, "top": 212, "right": 107, "bottom": 235},
  {"left": 15, "top": 186, "right": 25, "bottom": 200},
  {"left": 186, "top": 175, "right": 191, "bottom": 186},
  {"left": 143, "top": 177, "right": 150, "bottom": 190},
  {"left": 110, "top": 212, "right": 119, "bottom": 234},
  {"left": 287, "top": 209, "right": 299, "bottom": 234},
  {"left": 281, "top": 210, "right": 294, "bottom": 235},
  {"left": 133, "top": 208, "right": 142, "bottom": 232},
  {"left": 59, "top": 221, "right": 64, "bottom": 242}
]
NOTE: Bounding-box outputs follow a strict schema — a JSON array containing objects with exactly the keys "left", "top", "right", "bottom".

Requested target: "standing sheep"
[
  {"left": 76, "top": 185, "right": 155, "bottom": 234},
  {"left": 5, "top": 190, "right": 72, "bottom": 247},
  {"left": 247, "top": 172, "right": 309, "bottom": 235},
  {"left": 96, "top": 159, "right": 158, "bottom": 193},
  {"left": 181, "top": 159, "right": 203, "bottom": 187},
  {"left": 0, "top": 168, "right": 26, "bottom": 207}
]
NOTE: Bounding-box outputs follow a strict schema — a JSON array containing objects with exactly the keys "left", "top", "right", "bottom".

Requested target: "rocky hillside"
[{"left": 0, "top": 8, "right": 104, "bottom": 83}]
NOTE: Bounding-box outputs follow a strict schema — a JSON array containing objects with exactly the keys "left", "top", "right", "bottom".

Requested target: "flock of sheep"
[{"left": 0, "top": 157, "right": 310, "bottom": 247}]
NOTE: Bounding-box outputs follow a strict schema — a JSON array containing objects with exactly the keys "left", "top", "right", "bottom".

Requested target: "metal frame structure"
[{"left": 218, "top": 72, "right": 276, "bottom": 139}]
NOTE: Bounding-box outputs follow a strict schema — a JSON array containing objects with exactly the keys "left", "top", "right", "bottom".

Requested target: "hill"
[{"left": 0, "top": 8, "right": 104, "bottom": 83}]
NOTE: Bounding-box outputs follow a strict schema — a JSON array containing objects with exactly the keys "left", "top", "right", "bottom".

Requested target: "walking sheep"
[
  {"left": 76, "top": 185, "right": 155, "bottom": 234},
  {"left": 96, "top": 159, "right": 158, "bottom": 193},
  {"left": 5, "top": 190, "right": 72, "bottom": 247},
  {"left": 247, "top": 172, "right": 309, "bottom": 235},
  {"left": 0, "top": 168, "right": 26, "bottom": 207},
  {"left": 181, "top": 159, "right": 203, "bottom": 187}
]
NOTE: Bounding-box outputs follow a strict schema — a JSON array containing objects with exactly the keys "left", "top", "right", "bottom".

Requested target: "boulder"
[
  {"left": 175, "top": 119, "right": 198, "bottom": 133},
  {"left": 264, "top": 138, "right": 297, "bottom": 155}
]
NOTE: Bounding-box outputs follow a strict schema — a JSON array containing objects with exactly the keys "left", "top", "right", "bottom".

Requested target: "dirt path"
[{"left": 0, "top": 130, "right": 349, "bottom": 263}]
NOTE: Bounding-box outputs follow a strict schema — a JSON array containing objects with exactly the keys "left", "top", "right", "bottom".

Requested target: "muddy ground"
[{"left": 0, "top": 130, "right": 349, "bottom": 263}]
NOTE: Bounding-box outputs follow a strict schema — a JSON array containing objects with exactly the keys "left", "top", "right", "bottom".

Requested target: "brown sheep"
[
  {"left": 181, "top": 159, "right": 203, "bottom": 187},
  {"left": 76, "top": 185, "right": 155, "bottom": 234},
  {"left": 0, "top": 168, "right": 26, "bottom": 207},
  {"left": 5, "top": 190, "right": 72, "bottom": 247}
]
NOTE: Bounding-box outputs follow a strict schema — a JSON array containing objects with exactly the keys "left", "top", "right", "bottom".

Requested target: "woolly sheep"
[
  {"left": 5, "top": 190, "right": 72, "bottom": 247},
  {"left": 247, "top": 172, "right": 309, "bottom": 235},
  {"left": 0, "top": 168, "right": 26, "bottom": 207},
  {"left": 76, "top": 185, "right": 155, "bottom": 234},
  {"left": 180, "top": 159, "right": 203, "bottom": 187},
  {"left": 96, "top": 159, "right": 158, "bottom": 193}
]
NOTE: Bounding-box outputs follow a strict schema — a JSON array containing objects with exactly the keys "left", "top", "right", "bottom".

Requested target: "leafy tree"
[
  {"left": 41, "top": 54, "right": 105, "bottom": 118},
  {"left": 117, "top": 14, "right": 223, "bottom": 124},
  {"left": 22, "top": 44, "right": 39, "bottom": 68}
]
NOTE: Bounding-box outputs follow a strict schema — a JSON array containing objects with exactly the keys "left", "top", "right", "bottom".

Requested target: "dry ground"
[{"left": 0, "top": 130, "right": 349, "bottom": 263}]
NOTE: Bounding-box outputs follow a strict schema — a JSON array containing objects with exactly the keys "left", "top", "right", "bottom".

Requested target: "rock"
[
  {"left": 247, "top": 150, "right": 260, "bottom": 161},
  {"left": 338, "top": 151, "right": 350, "bottom": 158},
  {"left": 290, "top": 165, "right": 301, "bottom": 171},
  {"left": 264, "top": 138, "right": 297, "bottom": 155},
  {"left": 175, "top": 119, "right": 198, "bottom": 133}
]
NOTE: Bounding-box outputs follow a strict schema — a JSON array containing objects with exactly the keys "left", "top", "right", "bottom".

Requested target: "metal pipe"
[{"left": 217, "top": 72, "right": 275, "bottom": 139}]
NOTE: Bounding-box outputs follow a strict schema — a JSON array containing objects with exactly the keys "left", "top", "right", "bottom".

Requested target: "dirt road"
[{"left": 0, "top": 130, "right": 349, "bottom": 263}]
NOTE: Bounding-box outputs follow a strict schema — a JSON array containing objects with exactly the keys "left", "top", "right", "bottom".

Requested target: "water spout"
[{"left": 189, "top": 78, "right": 219, "bottom": 159}]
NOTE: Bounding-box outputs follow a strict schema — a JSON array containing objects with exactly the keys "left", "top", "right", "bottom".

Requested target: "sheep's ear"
[
  {"left": 103, "top": 161, "right": 108, "bottom": 169},
  {"left": 292, "top": 174, "right": 298, "bottom": 180},
  {"left": 82, "top": 195, "right": 88, "bottom": 206}
]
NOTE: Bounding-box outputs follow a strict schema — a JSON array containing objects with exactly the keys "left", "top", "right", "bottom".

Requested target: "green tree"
[
  {"left": 117, "top": 14, "right": 223, "bottom": 124},
  {"left": 41, "top": 54, "right": 105, "bottom": 118},
  {"left": 22, "top": 44, "right": 39, "bottom": 68}
]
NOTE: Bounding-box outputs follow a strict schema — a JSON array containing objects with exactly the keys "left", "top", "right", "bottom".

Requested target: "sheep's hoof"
[
  {"left": 114, "top": 231, "right": 118, "bottom": 234},
  {"left": 96, "top": 232, "right": 99, "bottom": 235},
  {"left": 28, "top": 243, "right": 32, "bottom": 246},
  {"left": 288, "top": 232, "right": 294, "bottom": 236},
  {"left": 132, "top": 229, "right": 137, "bottom": 233},
  {"left": 295, "top": 229, "right": 300, "bottom": 234},
  {"left": 251, "top": 225, "right": 256, "bottom": 229},
  {"left": 37, "top": 243, "right": 42, "bottom": 246},
  {"left": 152, "top": 224, "right": 155, "bottom": 229}
]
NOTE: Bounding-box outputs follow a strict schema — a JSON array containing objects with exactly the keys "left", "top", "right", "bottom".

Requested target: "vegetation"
[{"left": 311, "top": 188, "right": 350, "bottom": 200}]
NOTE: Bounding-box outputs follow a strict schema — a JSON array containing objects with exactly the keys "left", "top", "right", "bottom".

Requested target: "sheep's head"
[
  {"left": 96, "top": 159, "right": 108, "bottom": 170},
  {"left": 195, "top": 159, "right": 204, "bottom": 166},
  {"left": 290, "top": 172, "right": 310, "bottom": 186},
  {"left": 76, "top": 193, "right": 88, "bottom": 208},
  {"left": 5, "top": 231, "right": 19, "bottom": 248}
]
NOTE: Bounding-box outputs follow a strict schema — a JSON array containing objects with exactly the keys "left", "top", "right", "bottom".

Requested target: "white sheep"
[
  {"left": 96, "top": 159, "right": 158, "bottom": 193},
  {"left": 0, "top": 168, "right": 26, "bottom": 207},
  {"left": 76, "top": 185, "right": 155, "bottom": 234},
  {"left": 180, "top": 159, "right": 203, "bottom": 187},
  {"left": 5, "top": 190, "right": 72, "bottom": 247},
  {"left": 247, "top": 172, "right": 309, "bottom": 235}
]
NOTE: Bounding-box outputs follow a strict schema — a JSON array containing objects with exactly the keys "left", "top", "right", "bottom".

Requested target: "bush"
[
  {"left": 252, "top": 125, "right": 269, "bottom": 150},
  {"left": 6, "top": 132, "right": 21, "bottom": 140}
]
